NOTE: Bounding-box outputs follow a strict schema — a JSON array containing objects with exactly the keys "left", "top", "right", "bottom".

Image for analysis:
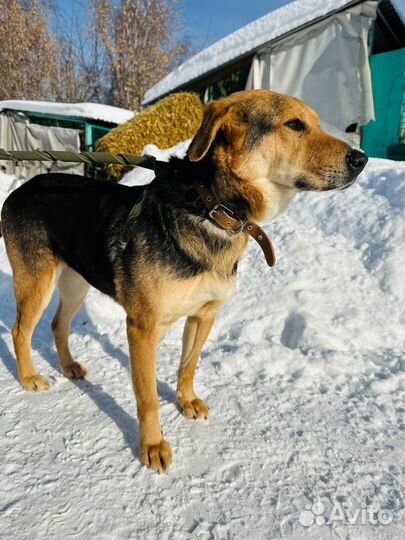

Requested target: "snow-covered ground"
[{"left": 0, "top": 150, "right": 404, "bottom": 539}]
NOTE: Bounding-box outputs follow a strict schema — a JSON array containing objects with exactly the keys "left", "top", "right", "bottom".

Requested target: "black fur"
[
  {"left": 294, "top": 178, "right": 312, "bottom": 191},
  {"left": 1, "top": 174, "right": 144, "bottom": 296},
  {"left": 0, "top": 159, "right": 243, "bottom": 299},
  {"left": 245, "top": 111, "right": 273, "bottom": 150},
  {"left": 244, "top": 96, "right": 285, "bottom": 150}
]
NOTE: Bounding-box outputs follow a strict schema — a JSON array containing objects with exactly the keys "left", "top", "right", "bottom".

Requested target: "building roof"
[
  {"left": 144, "top": 0, "right": 404, "bottom": 104},
  {"left": 0, "top": 100, "right": 134, "bottom": 125},
  {"left": 144, "top": 0, "right": 364, "bottom": 104}
]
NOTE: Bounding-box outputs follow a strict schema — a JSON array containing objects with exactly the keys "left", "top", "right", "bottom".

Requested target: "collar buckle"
[{"left": 208, "top": 203, "right": 247, "bottom": 234}]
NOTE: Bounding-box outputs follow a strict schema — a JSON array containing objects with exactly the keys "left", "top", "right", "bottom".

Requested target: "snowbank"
[
  {"left": 0, "top": 152, "right": 404, "bottom": 539},
  {"left": 0, "top": 100, "right": 134, "bottom": 125}
]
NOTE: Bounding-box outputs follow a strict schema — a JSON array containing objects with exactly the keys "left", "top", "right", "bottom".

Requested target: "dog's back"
[{"left": 1, "top": 174, "right": 145, "bottom": 296}]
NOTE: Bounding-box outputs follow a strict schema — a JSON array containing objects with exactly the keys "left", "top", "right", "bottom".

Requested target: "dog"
[{"left": 0, "top": 90, "right": 367, "bottom": 473}]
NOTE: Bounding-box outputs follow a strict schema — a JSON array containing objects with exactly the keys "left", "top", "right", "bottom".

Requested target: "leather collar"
[{"left": 194, "top": 182, "right": 276, "bottom": 267}]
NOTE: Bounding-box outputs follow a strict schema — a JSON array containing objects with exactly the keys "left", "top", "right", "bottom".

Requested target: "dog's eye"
[{"left": 285, "top": 119, "right": 306, "bottom": 132}]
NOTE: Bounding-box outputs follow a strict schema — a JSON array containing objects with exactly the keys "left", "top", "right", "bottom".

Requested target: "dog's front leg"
[
  {"left": 177, "top": 301, "right": 221, "bottom": 419},
  {"left": 126, "top": 315, "right": 172, "bottom": 473}
]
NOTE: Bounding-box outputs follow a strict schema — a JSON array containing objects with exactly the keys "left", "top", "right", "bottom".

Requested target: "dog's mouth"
[
  {"left": 293, "top": 176, "right": 344, "bottom": 192},
  {"left": 337, "top": 178, "right": 357, "bottom": 191},
  {"left": 294, "top": 150, "right": 368, "bottom": 192},
  {"left": 294, "top": 178, "right": 313, "bottom": 191},
  {"left": 294, "top": 170, "right": 361, "bottom": 192}
]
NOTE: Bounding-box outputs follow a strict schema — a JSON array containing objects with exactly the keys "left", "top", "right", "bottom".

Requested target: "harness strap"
[{"left": 194, "top": 182, "right": 276, "bottom": 267}]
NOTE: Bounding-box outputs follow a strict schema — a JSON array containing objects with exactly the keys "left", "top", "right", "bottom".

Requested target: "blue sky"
[
  {"left": 56, "top": 0, "right": 294, "bottom": 53},
  {"left": 56, "top": 0, "right": 405, "bottom": 55},
  {"left": 181, "top": 0, "right": 293, "bottom": 52}
]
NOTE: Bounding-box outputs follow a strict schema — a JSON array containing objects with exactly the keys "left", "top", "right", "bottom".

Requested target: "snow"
[
  {"left": 0, "top": 151, "right": 405, "bottom": 538},
  {"left": 0, "top": 100, "right": 134, "bottom": 125},
  {"left": 144, "top": 0, "right": 364, "bottom": 104}
]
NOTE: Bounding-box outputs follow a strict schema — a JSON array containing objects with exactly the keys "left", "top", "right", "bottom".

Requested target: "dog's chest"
[{"left": 160, "top": 273, "right": 236, "bottom": 325}]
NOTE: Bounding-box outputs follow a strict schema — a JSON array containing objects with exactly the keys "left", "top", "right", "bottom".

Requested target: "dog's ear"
[{"left": 188, "top": 100, "right": 231, "bottom": 162}]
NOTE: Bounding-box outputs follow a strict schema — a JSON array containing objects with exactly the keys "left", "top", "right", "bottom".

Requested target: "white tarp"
[
  {"left": 245, "top": 2, "right": 378, "bottom": 132},
  {"left": 0, "top": 111, "right": 83, "bottom": 179}
]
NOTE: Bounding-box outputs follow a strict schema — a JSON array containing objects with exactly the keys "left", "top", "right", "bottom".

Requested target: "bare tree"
[
  {"left": 0, "top": 0, "right": 59, "bottom": 101},
  {"left": 50, "top": 4, "right": 107, "bottom": 104},
  {"left": 0, "top": 0, "right": 188, "bottom": 109},
  {"left": 91, "top": 0, "right": 189, "bottom": 110}
]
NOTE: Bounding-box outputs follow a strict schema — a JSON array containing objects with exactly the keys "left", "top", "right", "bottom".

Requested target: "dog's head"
[{"left": 188, "top": 90, "right": 367, "bottom": 220}]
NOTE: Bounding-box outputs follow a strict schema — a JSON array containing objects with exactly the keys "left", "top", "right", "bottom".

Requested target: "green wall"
[{"left": 362, "top": 48, "right": 405, "bottom": 159}]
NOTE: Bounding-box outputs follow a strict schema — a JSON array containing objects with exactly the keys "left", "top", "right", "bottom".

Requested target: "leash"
[
  {"left": 0, "top": 148, "right": 165, "bottom": 172},
  {"left": 0, "top": 148, "right": 276, "bottom": 267}
]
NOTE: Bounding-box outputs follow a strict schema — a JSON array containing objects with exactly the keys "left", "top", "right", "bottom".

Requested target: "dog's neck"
[
  {"left": 168, "top": 155, "right": 295, "bottom": 224},
  {"left": 143, "top": 155, "right": 280, "bottom": 272}
]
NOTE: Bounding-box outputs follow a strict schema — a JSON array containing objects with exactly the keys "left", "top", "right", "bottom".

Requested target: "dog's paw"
[
  {"left": 180, "top": 397, "right": 210, "bottom": 420},
  {"left": 141, "top": 439, "right": 172, "bottom": 473},
  {"left": 62, "top": 362, "right": 88, "bottom": 380},
  {"left": 21, "top": 374, "right": 50, "bottom": 392}
]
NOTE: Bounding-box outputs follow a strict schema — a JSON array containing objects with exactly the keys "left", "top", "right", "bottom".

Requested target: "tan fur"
[
  {"left": 5, "top": 90, "right": 356, "bottom": 473},
  {"left": 177, "top": 301, "right": 220, "bottom": 419},
  {"left": 5, "top": 240, "right": 57, "bottom": 391},
  {"left": 190, "top": 90, "right": 351, "bottom": 223},
  {"left": 52, "top": 266, "right": 89, "bottom": 379}
]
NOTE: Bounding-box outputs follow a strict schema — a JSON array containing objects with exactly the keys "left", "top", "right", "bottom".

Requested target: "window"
[{"left": 206, "top": 67, "right": 250, "bottom": 101}]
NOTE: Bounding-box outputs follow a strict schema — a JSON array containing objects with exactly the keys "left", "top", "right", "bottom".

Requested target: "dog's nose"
[{"left": 346, "top": 149, "right": 368, "bottom": 173}]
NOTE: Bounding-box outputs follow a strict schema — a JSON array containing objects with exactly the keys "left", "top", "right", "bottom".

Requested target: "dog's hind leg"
[
  {"left": 52, "top": 266, "right": 90, "bottom": 379},
  {"left": 176, "top": 301, "right": 220, "bottom": 419},
  {"left": 9, "top": 249, "right": 57, "bottom": 392}
]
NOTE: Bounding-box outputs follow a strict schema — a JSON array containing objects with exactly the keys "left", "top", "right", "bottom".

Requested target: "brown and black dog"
[{"left": 0, "top": 90, "right": 367, "bottom": 472}]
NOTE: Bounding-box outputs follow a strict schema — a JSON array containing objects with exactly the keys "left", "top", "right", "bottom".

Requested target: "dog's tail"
[{"left": 0, "top": 221, "right": 2, "bottom": 238}]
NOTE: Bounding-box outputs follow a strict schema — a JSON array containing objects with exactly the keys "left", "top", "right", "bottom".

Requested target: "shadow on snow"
[{"left": 0, "top": 267, "right": 177, "bottom": 460}]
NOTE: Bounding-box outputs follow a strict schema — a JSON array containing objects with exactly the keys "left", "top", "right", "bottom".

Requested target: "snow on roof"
[
  {"left": 144, "top": 0, "right": 362, "bottom": 104},
  {"left": 0, "top": 100, "right": 134, "bottom": 125}
]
